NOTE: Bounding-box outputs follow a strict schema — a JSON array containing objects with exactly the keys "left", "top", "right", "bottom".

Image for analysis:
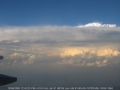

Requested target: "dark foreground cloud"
[{"left": 0, "top": 64, "right": 120, "bottom": 87}]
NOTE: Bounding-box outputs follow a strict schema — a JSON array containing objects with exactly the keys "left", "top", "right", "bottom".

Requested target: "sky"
[
  {"left": 0, "top": 0, "right": 120, "bottom": 26},
  {"left": 0, "top": 0, "right": 120, "bottom": 89}
]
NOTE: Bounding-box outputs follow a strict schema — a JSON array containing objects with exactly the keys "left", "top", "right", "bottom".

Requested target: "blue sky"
[{"left": 0, "top": 0, "right": 120, "bottom": 26}]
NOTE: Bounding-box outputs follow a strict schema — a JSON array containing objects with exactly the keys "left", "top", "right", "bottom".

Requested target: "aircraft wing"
[
  {"left": 0, "top": 56, "right": 3, "bottom": 60},
  {"left": 0, "top": 56, "right": 17, "bottom": 86},
  {"left": 0, "top": 74, "right": 17, "bottom": 86}
]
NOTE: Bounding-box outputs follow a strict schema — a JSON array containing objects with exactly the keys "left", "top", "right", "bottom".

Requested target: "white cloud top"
[{"left": 77, "top": 22, "right": 116, "bottom": 27}]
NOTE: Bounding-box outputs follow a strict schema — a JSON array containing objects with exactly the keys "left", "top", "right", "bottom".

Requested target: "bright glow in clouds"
[
  {"left": 60, "top": 47, "right": 120, "bottom": 57},
  {"left": 0, "top": 22, "right": 120, "bottom": 67},
  {"left": 77, "top": 22, "right": 116, "bottom": 27}
]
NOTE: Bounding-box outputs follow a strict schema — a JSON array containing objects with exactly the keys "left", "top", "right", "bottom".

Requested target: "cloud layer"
[
  {"left": 0, "top": 22, "right": 120, "bottom": 66},
  {"left": 0, "top": 23, "right": 120, "bottom": 46},
  {"left": 1, "top": 23, "right": 120, "bottom": 87}
]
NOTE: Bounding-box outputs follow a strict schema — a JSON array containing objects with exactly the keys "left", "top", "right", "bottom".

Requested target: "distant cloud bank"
[{"left": 0, "top": 22, "right": 119, "bottom": 46}]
